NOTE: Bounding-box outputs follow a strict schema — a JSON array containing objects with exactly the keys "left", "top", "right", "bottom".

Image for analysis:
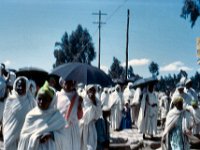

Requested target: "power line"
[{"left": 105, "top": 0, "right": 129, "bottom": 23}]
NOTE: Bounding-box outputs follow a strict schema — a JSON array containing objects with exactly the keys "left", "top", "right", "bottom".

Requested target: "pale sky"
[{"left": 0, "top": 0, "right": 200, "bottom": 77}]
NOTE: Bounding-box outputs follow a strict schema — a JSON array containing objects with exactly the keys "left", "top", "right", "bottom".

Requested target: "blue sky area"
[{"left": 0, "top": 0, "right": 200, "bottom": 77}]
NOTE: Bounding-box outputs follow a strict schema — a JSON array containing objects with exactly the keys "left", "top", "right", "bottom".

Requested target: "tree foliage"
[
  {"left": 148, "top": 61, "right": 159, "bottom": 77},
  {"left": 108, "top": 57, "right": 125, "bottom": 80},
  {"left": 53, "top": 25, "right": 96, "bottom": 68},
  {"left": 181, "top": 0, "right": 200, "bottom": 27},
  {"left": 156, "top": 70, "right": 200, "bottom": 92}
]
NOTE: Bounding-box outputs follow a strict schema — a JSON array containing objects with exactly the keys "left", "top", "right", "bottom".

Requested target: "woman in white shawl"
[
  {"left": 109, "top": 84, "right": 123, "bottom": 131},
  {"left": 123, "top": 82, "right": 135, "bottom": 124},
  {"left": 101, "top": 87, "right": 109, "bottom": 108},
  {"left": 162, "top": 97, "right": 192, "bottom": 150},
  {"left": 3, "top": 76, "right": 35, "bottom": 150},
  {"left": 80, "top": 84, "right": 102, "bottom": 150},
  {"left": 18, "top": 81, "right": 67, "bottom": 150}
]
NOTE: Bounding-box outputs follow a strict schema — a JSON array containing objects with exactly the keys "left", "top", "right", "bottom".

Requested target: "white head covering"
[
  {"left": 36, "top": 81, "right": 57, "bottom": 112},
  {"left": 176, "top": 83, "right": 184, "bottom": 90},
  {"left": 12, "top": 76, "right": 30, "bottom": 98},
  {"left": 29, "top": 80, "right": 37, "bottom": 97},
  {"left": 103, "top": 87, "right": 108, "bottom": 93},
  {"left": 185, "top": 78, "right": 192, "bottom": 85},
  {"left": 123, "top": 82, "right": 134, "bottom": 103},
  {"left": 180, "top": 76, "right": 187, "bottom": 85},
  {"left": 59, "top": 77, "right": 65, "bottom": 87},
  {"left": 127, "top": 82, "right": 134, "bottom": 89},
  {"left": 85, "top": 84, "right": 96, "bottom": 91},
  {"left": 115, "top": 84, "right": 121, "bottom": 92}
]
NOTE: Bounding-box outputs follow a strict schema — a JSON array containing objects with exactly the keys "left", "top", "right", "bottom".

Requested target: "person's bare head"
[{"left": 63, "top": 80, "right": 76, "bottom": 92}]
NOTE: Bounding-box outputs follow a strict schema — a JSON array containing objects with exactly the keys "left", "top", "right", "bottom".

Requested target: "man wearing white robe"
[
  {"left": 138, "top": 83, "right": 158, "bottom": 138},
  {"left": 184, "top": 79, "right": 198, "bottom": 103},
  {"left": 80, "top": 84, "right": 102, "bottom": 150},
  {"left": 109, "top": 85, "right": 123, "bottom": 131},
  {"left": 56, "top": 79, "right": 83, "bottom": 150},
  {"left": 171, "top": 83, "right": 191, "bottom": 110},
  {"left": 3, "top": 76, "right": 35, "bottom": 150}
]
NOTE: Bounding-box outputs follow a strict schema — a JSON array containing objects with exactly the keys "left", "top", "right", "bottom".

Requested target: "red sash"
[{"left": 65, "top": 94, "right": 77, "bottom": 120}]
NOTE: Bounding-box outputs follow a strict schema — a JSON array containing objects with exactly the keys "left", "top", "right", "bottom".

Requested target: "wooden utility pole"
[
  {"left": 125, "top": 9, "right": 130, "bottom": 81},
  {"left": 92, "top": 10, "right": 107, "bottom": 69}
]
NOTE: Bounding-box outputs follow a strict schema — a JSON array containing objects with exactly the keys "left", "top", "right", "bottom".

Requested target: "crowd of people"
[{"left": 0, "top": 63, "right": 200, "bottom": 150}]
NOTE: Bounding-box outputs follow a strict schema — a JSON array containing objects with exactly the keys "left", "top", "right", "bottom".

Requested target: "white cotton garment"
[
  {"left": 80, "top": 96, "right": 102, "bottom": 150},
  {"left": 17, "top": 97, "right": 67, "bottom": 150},
  {"left": 3, "top": 77, "right": 36, "bottom": 150},
  {"left": 56, "top": 89, "right": 81, "bottom": 150}
]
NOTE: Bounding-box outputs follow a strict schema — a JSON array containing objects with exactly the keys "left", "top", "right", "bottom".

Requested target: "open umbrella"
[
  {"left": 132, "top": 76, "right": 158, "bottom": 88},
  {"left": 51, "top": 62, "right": 113, "bottom": 87},
  {"left": 132, "top": 78, "right": 146, "bottom": 88},
  {"left": 16, "top": 67, "right": 48, "bottom": 87}
]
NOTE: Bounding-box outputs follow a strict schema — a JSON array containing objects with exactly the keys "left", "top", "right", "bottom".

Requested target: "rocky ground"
[
  {"left": 109, "top": 126, "right": 162, "bottom": 150},
  {"left": 0, "top": 126, "right": 199, "bottom": 149},
  {"left": 109, "top": 126, "right": 200, "bottom": 150}
]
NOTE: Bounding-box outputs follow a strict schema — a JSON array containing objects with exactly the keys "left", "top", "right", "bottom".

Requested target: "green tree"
[
  {"left": 181, "top": 0, "right": 200, "bottom": 27},
  {"left": 193, "top": 71, "right": 200, "bottom": 90},
  {"left": 148, "top": 61, "right": 159, "bottom": 77},
  {"left": 108, "top": 57, "right": 125, "bottom": 80},
  {"left": 53, "top": 25, "right": 96, "bottom": 68}
]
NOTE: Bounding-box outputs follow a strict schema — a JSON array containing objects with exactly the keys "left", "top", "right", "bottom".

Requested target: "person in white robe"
[
  {"left": 162, "top": 97, "right": 192, "bottom": 150},
  {"left": 131, "top": 85, "right": 146, "bottom": 127},
  {"left": 0, "top": 63, "right": 9, "bottom": 82},
  {"left": 123, "top": 82, "right": 135, "bottom": 124},
  {"left": 101, "top": 88, "right": 109, "bottom": 108},
  {"left": 3, "top": 76, "right": 36, "bottom": 150},
  {"left": 7, "top": 71, "right": 16, "bottom": 94},
  {"left": 80, "top": 84, "right": 102, "bottom": 150},
  {"left": 159, "top": 92, "right": 170, "bottom": 129},
  {"left": 171, "top": 83, "right": 191, "bottom": 110},
  {"left": 184, "top": 79, "right": 198, "bottom": 103},
  {"left": 137, "top": 83, "right": 158, "bottom": 139},
  {"left": 56, "top": 78, "right": 83, "bottom": 150},
  {"left": 187, "top": 100, "right": 200, "bottom": 137},
  {"left": 18, "top": 81, "right": 67, "bottom": 150},
  {"left": 109, "top": 84, "right": 123, "bottom": 131}
]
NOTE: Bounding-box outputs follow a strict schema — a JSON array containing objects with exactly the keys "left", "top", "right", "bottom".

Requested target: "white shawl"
[
  {"left": 17, "top": 95, "right": 67, "bottom": 150},
  {"left": 3, "top": 77, "right": 36, "bottom": 150},
  {"left": 80, "top": 96, "right": 102, "bottom": 150}
]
